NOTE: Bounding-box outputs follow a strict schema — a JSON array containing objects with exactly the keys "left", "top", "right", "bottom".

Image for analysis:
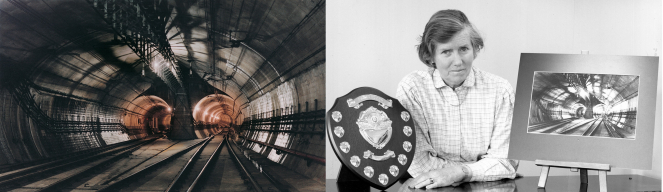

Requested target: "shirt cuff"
[{"left": 460, "top": 164, "right": 473, "bottom": 182}]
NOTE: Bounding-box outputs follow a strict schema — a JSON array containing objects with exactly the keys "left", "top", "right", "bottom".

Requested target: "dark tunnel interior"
[{"left": 0, "top": 0, "right": 326, "bottom": 190}]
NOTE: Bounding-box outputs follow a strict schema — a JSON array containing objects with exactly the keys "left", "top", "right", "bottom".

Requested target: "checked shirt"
[{"left": 396, "top": 66, "right": 518, "bottom": 181}]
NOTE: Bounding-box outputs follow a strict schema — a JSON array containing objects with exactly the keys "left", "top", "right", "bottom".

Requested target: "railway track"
[
  {"left": 530, "top": 118, "right": 630, "bottom": 139},
  {"left": 176, "top": 135, "right": 281, "bottom": 192},
  {"left": 1, "top": 134, "right": 284, "bottom": 192},
  {"left": 0, "top": 137, "right": 158, "bottom": 191}
]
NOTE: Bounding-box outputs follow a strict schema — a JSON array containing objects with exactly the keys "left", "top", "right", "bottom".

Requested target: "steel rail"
[
  {"left": 165, "top": 135, "right": 215, "bottom": 192},
  {"left": 0, "top": 138, "right": 141, "bottom": 173},
  {"left": 0, "top": 138, "right": 157, "bottom": 191},
  {"left": 34, "top": 139, "right": 159, "bottom": 192},
  {"left": 185, "top": 135, "right": 226, "bottom": 192},
  {"left": 226, "top": 136, "right": 265, "bottom": 192},
  {"left": 101, "top": 141, "right": 183, "bottom": 185},
  {"left": 97, "top": 137, "right": 212, "bottom": 192}
]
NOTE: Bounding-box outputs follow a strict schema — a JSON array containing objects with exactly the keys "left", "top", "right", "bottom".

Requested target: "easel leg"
[
  {"left": 538, "top": 166, "right": 550, "bottom": 188},
  {"left": 598, "top": 170, "right": 607, "bottom": 192},
  {"left": 580, "top": 169, "right": 588, "bottom": 184}
]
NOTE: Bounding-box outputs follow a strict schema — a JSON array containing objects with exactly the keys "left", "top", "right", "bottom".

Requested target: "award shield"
[{"left": 328, "top": 87, "right": 416, "bottom": 189}]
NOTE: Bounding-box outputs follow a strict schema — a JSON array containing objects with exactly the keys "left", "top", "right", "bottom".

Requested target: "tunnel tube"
[
  {"left": 192, "top": 94, "right": 238, "bottom": 137},
  {"left": 126, "top": 95, "right": 172, "bottom": 137}
]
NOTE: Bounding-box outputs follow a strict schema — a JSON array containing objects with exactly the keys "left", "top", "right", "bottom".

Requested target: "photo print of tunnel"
[
  {"left": 509, "top": 53, "right": 658, "bottom": 170},
  {"left": 527, "top": 72, "right": 639, "bottom": 139}
]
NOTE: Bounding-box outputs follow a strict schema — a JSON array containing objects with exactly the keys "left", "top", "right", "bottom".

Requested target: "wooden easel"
[{"left": 535, "top": 159, "right": 611, "bottom": 192}]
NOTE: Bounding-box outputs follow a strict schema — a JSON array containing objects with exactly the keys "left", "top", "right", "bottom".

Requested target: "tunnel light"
[
  {"left": 577, "top": 88, "right": 590, "bottom": 99},
  {"left": 593, "top": 104, "right": 605, "bottom": 115},
  {"left": 567, "top": 86, "right": 577, "bottom": 93}
]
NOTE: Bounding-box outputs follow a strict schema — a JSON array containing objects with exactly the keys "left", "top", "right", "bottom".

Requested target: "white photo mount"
[
  {"left": 510, "top": 54, "right": 659, "bottom": 192},
  {"left": 535, "top": 159, "right": 611, "bottom": 192}
]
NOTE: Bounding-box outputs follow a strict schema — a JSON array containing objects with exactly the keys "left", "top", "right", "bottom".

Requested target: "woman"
[{"left": 396, "top": 9, "right": 518, "bottom": 189}]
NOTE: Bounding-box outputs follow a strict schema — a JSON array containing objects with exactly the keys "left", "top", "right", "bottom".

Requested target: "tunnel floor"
[
  {"left": 528, "top": 118, "right": 635, "bottom": 139},
  {"left": 1, "top": 133, "right": 325, "bottom": 192}
]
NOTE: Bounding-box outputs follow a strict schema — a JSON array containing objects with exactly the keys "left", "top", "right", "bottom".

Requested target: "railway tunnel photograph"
[
  {"left": 527, "top": 71, "right": 639, "bottom": 139},
  {"left": 0, "top": 0, "right": 325, "bottom": 191}
]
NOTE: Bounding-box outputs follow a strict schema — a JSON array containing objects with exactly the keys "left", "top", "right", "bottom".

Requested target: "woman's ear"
[
  {"left": 473, "top": 48, "right": 480, "bottom": 59},
  {"left": 426, "top": 58, "right": 436, "bottom": 68}
]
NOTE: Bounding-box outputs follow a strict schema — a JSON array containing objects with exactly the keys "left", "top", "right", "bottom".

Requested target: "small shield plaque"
[{"left": 328, "top": 87, "right": 416, "bottom": 189}]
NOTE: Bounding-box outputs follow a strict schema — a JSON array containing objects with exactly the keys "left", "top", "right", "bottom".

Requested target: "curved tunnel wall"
[
  {"left": 0, "top": 87, "right": 135, "bottom": 164},
  {"left": 239, "top": 63, "right": 325, "bottom": 182}
]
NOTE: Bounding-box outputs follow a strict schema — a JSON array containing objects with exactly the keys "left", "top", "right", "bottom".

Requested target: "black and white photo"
[{"left": 527, "top": 72, "right": 639, "bottom": 139}]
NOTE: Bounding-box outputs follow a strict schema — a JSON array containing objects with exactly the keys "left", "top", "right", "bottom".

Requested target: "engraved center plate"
[{"left": 356, "top": 106, "right": 392, "bottom": 149}]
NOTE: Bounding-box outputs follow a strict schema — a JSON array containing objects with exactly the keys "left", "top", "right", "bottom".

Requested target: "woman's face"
[{"left": 432, "top": 28, "right": 475, "bottom": 88}]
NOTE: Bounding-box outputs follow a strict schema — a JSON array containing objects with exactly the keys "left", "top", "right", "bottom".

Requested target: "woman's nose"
[{"left": 451, "top": 52, "right": 463, "bottom": 66}]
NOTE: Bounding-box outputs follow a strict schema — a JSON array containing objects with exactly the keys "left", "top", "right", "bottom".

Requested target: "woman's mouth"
[{"left": 450, "top": 69, "right": 465, "bottom": 73}]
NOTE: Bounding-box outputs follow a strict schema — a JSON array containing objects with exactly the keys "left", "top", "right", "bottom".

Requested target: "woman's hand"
[{"left": 408, "top": 165, "right": 466, "bottom": 189}]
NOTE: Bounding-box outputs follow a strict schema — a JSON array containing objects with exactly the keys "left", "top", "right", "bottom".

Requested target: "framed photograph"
[{"left": 509, "top": 53, "right": 658, "bottom": 170}]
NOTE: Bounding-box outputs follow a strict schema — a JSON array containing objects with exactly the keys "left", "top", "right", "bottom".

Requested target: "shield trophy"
[{"left": 328, "top": 87, "right": 416, "bottom": 189}]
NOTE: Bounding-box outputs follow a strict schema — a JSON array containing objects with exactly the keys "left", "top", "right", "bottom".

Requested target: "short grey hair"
[{"left": 417, "top": 9, "right": 484, "bottom": 68}]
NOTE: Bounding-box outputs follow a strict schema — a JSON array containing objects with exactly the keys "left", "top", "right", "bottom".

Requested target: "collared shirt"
[{"left": 396, "top": 66, "right": 518, "bottom": 182}]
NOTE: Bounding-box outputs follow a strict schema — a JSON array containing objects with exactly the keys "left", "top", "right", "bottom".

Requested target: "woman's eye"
[{"left": 441, "top": 50, "right": 451, "bottom": 55}]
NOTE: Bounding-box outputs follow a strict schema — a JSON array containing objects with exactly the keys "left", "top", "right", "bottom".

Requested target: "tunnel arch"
[
  {"left": 126, "top": 95, "right": 171, "bottom": 135},
  {"left": 193, "top": 94, "right": 237, "bottom": 126}
]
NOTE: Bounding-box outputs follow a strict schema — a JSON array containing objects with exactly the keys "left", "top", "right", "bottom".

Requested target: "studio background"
[{"left": 326, "top": 0, "right": 662, "bottom": 179}]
